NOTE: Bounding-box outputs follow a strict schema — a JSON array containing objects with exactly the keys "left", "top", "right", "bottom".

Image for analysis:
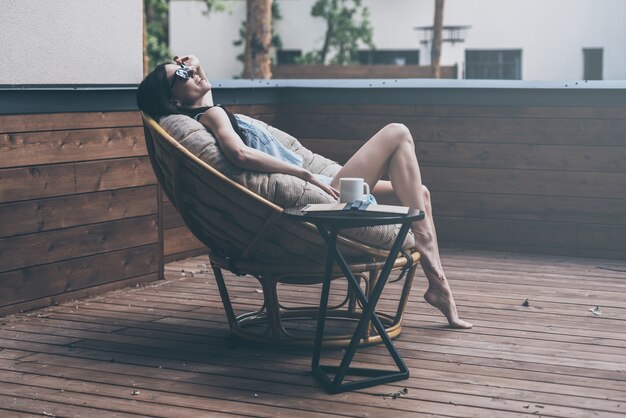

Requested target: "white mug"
[{"left": 339, "top": 177, "right": 370, "bottom": 203}]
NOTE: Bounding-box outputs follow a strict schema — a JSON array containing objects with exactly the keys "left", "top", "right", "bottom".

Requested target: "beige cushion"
[{"left": 159, "top": 113, "right": 414, "bottom": 252}]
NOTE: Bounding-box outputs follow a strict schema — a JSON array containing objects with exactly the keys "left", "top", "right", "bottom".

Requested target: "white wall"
[
  {"left": 170, "top": 1, "right": 247, "bottom": 80},
  {"left": 170, "top": 0, "right": 626, "bottom": 80},
  {"left": 0, "top": 0, "right": 144, "bottom": 85}
]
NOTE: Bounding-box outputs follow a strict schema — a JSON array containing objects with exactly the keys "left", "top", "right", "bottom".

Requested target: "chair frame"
[{"left": 142, "top": 113, "right": 421, "bottom": 347}]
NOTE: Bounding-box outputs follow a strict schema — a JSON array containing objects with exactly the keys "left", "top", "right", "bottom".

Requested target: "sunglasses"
[{"left": 170, "top": 63, "right": 193, "bottom": 89}]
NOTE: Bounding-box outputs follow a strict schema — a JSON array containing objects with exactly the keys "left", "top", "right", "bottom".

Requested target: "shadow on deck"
[{"left": 0, "top": 249, "right": 625, "bottom": 417}]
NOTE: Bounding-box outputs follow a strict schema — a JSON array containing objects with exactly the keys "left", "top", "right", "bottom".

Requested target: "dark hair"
[{"left": 136, "top": 62, "right": 181, "bottom": 119}]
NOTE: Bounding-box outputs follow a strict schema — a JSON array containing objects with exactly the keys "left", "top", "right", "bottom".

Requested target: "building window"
[
  {"left": 583, "top": 48, "right": 603, "bottom": 80},
  {"left": 357, "top": 49, "right": 420, "bottom": 65},
  {"left": 465, "top": 49, "right": 522, "bottom": 80},
  {"left": 276, "top": 50, "right": 302, "bottom": 64}
]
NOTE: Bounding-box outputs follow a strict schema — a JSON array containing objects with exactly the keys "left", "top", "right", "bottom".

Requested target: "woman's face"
[{"left": 165, "top": 63, "right": 211, "bottom": 106}]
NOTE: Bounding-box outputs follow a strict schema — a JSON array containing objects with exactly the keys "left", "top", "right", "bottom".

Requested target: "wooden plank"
[
  {"left": 277, "top": 103, "right": 626, "bottom": 119},
  {"left": 163, "top": 247, "right": 209, "bottom": 264},
  {"left": 279, "top": 113, "right": 626, "bottom": 145},
  {"left": 0, "top": 272, "right": 159, "bottom": 317},
  {"left": 0, "top": 157, "right": 156, "bottom": 204},
  {"left": 301, "top": 139, "right": 626, "bottom": 173},
  {"left": 164, "top": 226, "right": 205, "bottom": 257},
  {"left": 74, "top": 156, "right": 156, "bottom": 193},
  {"left": 430, "top": 191, "right": 626, "bottom": 225},
  {"left": 435, "top": 216, "right": 626, "bottom": 252},
  {"left": 415, "top": 142, "right": 626, "bottom": 172},
  {"left": 0, "top": 379, "right": 245, "bottom": 418},
  {"left": 0, "top": 126, "right": 147, "bottom": 169},
  {"left": 0, "top": 163, "right": 75, "bottom": 204},
  {"left": 0, "top": 215, "right": 158, "bottom": 272},
  {"left": 271, "top": 64, "right": 457, "bottom": 79},
  {"left": 422, "top": 167, "right": 626, "bottom": 199},
  {"left": 442, "top": 241, "right": 626, "bottom": 260},
  {"left": 0, "top": 111, "right": 142, "bottom": 134},
  {"left": 0, "top": 393, "right": 139, "bottom": 418},
  {"left": 0, "top": 244, "right": 158, "bottom": 307},
  {"left": 277, "top": 103, "right": 417, "bottom": 117},
  {"left": 0, "top": 185, "right": 157, "bottom": 238},
  {"left": 162, "top": 199, "right": 186, "bottom": 229}
]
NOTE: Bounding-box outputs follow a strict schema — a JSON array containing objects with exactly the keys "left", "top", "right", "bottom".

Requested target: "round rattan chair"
[{"left": 142, "top": 112, "right": 421, "bottom": 347}]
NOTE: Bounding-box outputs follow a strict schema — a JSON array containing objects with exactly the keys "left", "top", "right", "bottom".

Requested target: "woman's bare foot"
[
  {"left": 423, "top": 278, "right": 473, "bottom": 329},
  {"left": 412, "top": 220, "right": 472, "bottom": 329}
]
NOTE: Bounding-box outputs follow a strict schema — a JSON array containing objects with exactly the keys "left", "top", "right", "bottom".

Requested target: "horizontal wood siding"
[
  {"left": 275, "top": 103, "right": 626, "bottom": 259},
  {"left": 271, "top": 64, "right": 458, "bottom": 79},
  {"left": 159, "top": 104, "right": 278, "bottom": 263},
  {"left": 0, "top": 111, "right": 159, "bottom": 315}
]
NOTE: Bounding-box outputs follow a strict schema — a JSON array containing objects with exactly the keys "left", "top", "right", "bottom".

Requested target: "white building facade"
[{"left": 170, "top": 0, "right": 626, "bottom": 81}]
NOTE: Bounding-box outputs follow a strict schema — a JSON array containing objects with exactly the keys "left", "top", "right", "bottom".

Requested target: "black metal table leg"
[{"left": 311, "top": 222, "right": 413, "bottom": 394}]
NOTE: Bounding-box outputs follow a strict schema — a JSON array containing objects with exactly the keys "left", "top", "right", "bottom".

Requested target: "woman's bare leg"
[
  {"left": 373, "top": 181, "right": 472, "bottom": 329},
  {"left": 332, "top": 124, "right": 472, "bottom": 329}
]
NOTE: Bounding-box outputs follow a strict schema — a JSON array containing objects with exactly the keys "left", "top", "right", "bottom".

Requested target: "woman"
[{"left": 137, "top": 55, "right": 472, "bottom": 329}]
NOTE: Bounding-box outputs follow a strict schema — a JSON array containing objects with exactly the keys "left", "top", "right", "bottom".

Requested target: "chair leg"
[
  {"left": 362, "top": 268, "right": 380, "bottom": 340},
  {"left": 259, "top": 276, "right": 290, "bottom": 339},
  {"left": 210, "top": 261, "right": 238, "bottom": 330},
  {"left": 394, "top": 263, "right": 417, "bottom": 323}
]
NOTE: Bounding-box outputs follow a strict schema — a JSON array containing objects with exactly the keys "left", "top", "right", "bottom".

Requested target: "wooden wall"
[
  {"left": 0, "top": 111, "right": 159, "bottom": 315},
  {"left": 275, "top": 103, "right": 626, "bottom": 260},
  {"left": 271, "top": 64, "right": 458, "bottom": 79},
  {"left": 160, "top": 104, "right": 278, "bottom": 264}
]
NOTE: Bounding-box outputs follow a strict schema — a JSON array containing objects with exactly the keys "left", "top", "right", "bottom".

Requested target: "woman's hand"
[
  {"left": 174, "top": 55, "right": 201, "bottom": 69},
  {"left": 174, "top": 54, "right": 210, "bottom": 84},
  {"left": 301, "top": 171, "right": 339, "bottom": 200}
]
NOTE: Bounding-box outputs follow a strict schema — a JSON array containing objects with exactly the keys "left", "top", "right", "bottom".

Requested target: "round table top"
[{"left": 283, "top": 206, "right": 424, "bottom": 228}]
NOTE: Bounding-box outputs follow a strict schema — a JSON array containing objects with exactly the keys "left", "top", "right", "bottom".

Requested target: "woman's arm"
[{"left": 199, "top": 107, "right": 339, "bottom": 199}]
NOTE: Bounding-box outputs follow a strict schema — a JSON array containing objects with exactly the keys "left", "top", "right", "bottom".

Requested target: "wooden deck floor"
[{"left": 0, "top": 249, "right": 625, "bottom": 417}]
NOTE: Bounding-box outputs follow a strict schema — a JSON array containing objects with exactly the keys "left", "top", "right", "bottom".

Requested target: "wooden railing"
[
  {"left": 274, "top": 101, "right": 626, "bottom": 259},
  {"left": 0, "top": 111, "right": 159, "bottom": 315},
  {"left": 271, "top": 64, "right": 458, "bottom": 79},
  {"left": 2, "top": 81, "right": 624, "bottom": 315}
]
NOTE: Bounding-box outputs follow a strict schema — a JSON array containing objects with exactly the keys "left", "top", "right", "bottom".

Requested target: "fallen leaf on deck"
[
  {"left": 385, "top": 387, "right": 408, "bottom": 399},
  {"left": 590, "top": 306, "right": 603, "bottom": 316}
]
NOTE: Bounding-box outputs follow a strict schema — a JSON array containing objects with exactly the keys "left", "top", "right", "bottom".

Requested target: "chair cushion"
[{"left": 158, "top": 113, "right": 415, "bottom": 252}]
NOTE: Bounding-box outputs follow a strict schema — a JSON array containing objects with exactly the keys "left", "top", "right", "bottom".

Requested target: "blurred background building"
[{"left": 170, "top": 0, "right": 626, "bottom": 80}]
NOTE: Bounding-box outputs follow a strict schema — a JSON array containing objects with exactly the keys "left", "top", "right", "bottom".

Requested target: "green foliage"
[
  {"left": 144, "top": 0, "right": 171, "bottom": 70},
  {"left": 297, "top": 0, "right": 374, "bottom": 65},
  {"left": 199, "top": 0, "right": 228, "bottom": 15}
]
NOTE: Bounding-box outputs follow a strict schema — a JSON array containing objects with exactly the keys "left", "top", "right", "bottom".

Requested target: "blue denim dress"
[{"left": 236, "top": 117, "right": 378, "bottom": 204}]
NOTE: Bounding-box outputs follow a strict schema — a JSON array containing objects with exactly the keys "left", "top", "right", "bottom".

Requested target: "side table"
[{"left": 283, "top": 207, "right": 425, "bottom": 394}]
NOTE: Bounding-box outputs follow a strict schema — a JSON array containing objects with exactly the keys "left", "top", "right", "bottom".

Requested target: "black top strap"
[{"left": 179, "top": 104, "right": 248, "bottom": 146}]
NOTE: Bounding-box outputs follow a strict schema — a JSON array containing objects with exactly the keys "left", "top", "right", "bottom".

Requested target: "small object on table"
[
  {"left": 283, "top": 205, "right": 424, "bottom": 394},
  {"left": 301, "top": 200, "right": 410, "bottom": 216}
]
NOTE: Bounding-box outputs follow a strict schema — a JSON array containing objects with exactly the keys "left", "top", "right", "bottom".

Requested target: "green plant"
[
  {"left": 144, "top": 0, "right": 171, "bottom": 70},
  {"left": 297, "top": 0, "right": 374, "bottom": 65},
  {"left": 199, "top": 0, "right": 228, "bottom": 14}
]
